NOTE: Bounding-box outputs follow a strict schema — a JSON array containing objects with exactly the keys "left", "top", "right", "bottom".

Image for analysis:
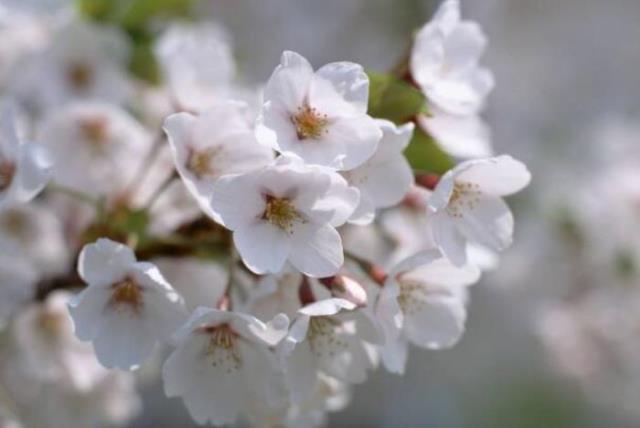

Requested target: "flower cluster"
[{"left": 0, "top": 1, "right": 530, "bottom": 426}]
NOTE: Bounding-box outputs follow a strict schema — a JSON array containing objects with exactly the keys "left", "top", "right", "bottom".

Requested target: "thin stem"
[{"left": 124, "top": 132, "right": 166, "bottom": 198}]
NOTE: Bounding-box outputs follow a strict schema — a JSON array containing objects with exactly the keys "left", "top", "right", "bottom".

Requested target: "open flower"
[
  {"left": 410, "top": 0, "right": 494, "bottom": 116},
  {"left": 12, "top": 20, "right": 131, "bottom": 112},
  {"left": 38, "top": 101, "right": 151, "bottom": 196},
  {"left": 425, "top": 155, "right": 530, "bottom": 266},
  {"left": 279, "top": 298, "right": 380, "bottom": 404},
  {"left": 162, "top": 307, "right": 289, "bottom": 426},
  {"left": 211, "top": 155, "right": 359, "bottom": 277},
  {"left": 68, "top": 238, "right": 188, "bottom": 370},
  {"left": 256, "top": 51, "right": 382, "bottom": 170},
  {"left": 0, "top": 107, "right": 52, "bottom": 210},
  {"left": 375, "top": 250, "right": 480, "bottom": 374},
  {"left": 344, "top": 119, "right": 414, "bottom": 224},
  {"left": 164, "top": 100, "right": 274, "bottom": 221}
]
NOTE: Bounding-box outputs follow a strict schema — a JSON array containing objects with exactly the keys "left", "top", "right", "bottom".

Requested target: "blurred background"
[{"left": 3, "top": 0, "right": 640, "bottom": 427}]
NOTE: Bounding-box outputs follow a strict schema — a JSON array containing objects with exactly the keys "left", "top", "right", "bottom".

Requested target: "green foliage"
[
  {"left": 368, "top": 71, "right": 451, "bottom": 174},
  {"left": 367, "top": 71, "right": 426, "bottom": 123},
  {"left": 404, "top": 128, "right": 454, "bottom": 174},
  {"left": 75, "top": 0, "right": 197, "bottom": 84}
]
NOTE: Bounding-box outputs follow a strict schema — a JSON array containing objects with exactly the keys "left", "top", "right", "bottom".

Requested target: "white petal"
[
  {"left": 285, "top": 342, "right": 318, "bottom": 404},
  {"left": 380, "top": 336, "right": 409, "bottom": 375},
  {"left": 91, "top": 312, "right": 157, "bottom": 369},
  {"left": 210, "top": 173, "right": 265, "bottom": 229},
  {"left": 323, "top": 115, "right": 382, "bottom": 170},
  {"left": 358, "top": 156, "right": 413, "bottom": 209},
  {"left": 402, "top": 255, "right": 481, "bottom": 288},
  {"left": 418, "top": 111, "right": 492, "bottom": 159},
  {"left": 456, "top": 195, "right": 514, "bottom": 252},
  {"left": 78, "top": 239, "right": 136, "bottom": 285},
  {"left": 263, "top": 51, "right": 314, "bottom": 112},
  {"left": 68, "top": 286, "right": 111, "bottom": 340},
  {"left": 443, "top": 22, "right": 487, "bottom": 71},
  {"left": 289, "top": 224, "right": 343, "bottom": 278},
  {"left": 311, "top": 61, "right": 369, "bottom": 116},
  {"left": 430, "top": 212, "right": 468, "bottom": 266},
  {"left": 234, "top": 221, "right": 291, "bottom": 274},
  {"left": 348, "top": 194, "right": 375, "bottom": 225},
  {"left": 404, "top": 288, "right": 467, "bottom": 350},
  {"left": 426, "top": 169, "right": 456, "bottom": 212},
  {"left": 456, "top": 155, "right": 531, "bottom": 196},
  {"left": 13, "top": 142, "right": 53, "bottom": 203},
  {"left": 299, "top": 298, "right": 356, "bottom": 317}
]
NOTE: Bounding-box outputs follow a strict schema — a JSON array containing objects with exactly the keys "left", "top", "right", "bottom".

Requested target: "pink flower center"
[{"left": 67, "top": 62, "right": 94, "bottom": 91}]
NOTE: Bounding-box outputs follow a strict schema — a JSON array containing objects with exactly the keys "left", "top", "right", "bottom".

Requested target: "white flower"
[
  {"left": 410, "top": 0, "right": 494, "bottom": 116},
  {"left": 155, "top": 22, "right": 236, "bottom": 112},
  {"left": 12, "top": 20, "right": 131, "bottom": 111},
  {"left": 211, "top": 155, "right": 359, "bottom": 277},
  {"left": 426, "top": 155, "right": 531, "bottom": 266},
  {"left": 417, "top": 108, "right": 493, "bottom": 159},
  {"left": 162, "top": 307, "right": 289, "bottom": 426},
  {"left": 68, "top": 238, "right": 188, "bottom": 370},
  {"left": 344, "top": 119, "right": 414, "bottom": 225},
  {"left": 164, "top": 100, "right": 274, "bottom": 221},
  {"left": 38, "top": 101, "right": 152, "bottom": 196},
  {"left": 0, "top": 107, "right": 52, "bottom": 210},
  {"left": 280, "top": 298, "right": 380, "bottom": 404},
  {"left": 375, "top": 250, "right": 480, "bottom": 374},
  {"left": 256, "top": 51, "right": 382, "bottom": 170}
]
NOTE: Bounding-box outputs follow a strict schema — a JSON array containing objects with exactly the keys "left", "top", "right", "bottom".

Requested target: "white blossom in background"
[
  {"left": 376, "top": 250, "right": 480, "bottom": 374},
  {"left": 344, "top": 119, "right": 414, "bottom": 225},
  {"left": 0, "top": 107, "right": 52, "bottom": 210},
  {"left": 162, "top": 307, "right": 289, "bottom": 425},
  {"left": 279, "top": 298, "right": 380, "bottom": 404},
  {"left": 211, "top": 155, "right": 359, "bottom": 277},
  {"left": 155, "top": 21, "right": 236, "bottom": 112},
  {"left": 2, "top": 291, "right": 141, "bottom": 428},
  {"left": 411, "top": 0, "right": 493, "bottom": 116},
  {"left": 69, "top": 238, "right": 188, "bottom": 370},
  {"left": 256, "top": 51, "right": 382, "bottom": 170},
  {"left": 12, "top": 20, "right": 132, "bottom": 112},
  {"left": 410, "top": 0, "right": 494, "bottom": 158},
  {"left": 38, "top": 101, "right": 151, "bottom": 196},
  {"left": 426, "top": 155, "right": 530, "bottom": 266},
  {"left": 164, "top": 100, "right": 274, "bottom": 220}
]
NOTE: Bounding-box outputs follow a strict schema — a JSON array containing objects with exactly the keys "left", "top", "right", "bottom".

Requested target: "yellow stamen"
[
  {"left": 263, "top": 195, "right": 304, "bottom": 232},
  {"left": 291, "top": 104, "right": 328, "bottom": 140},
  {"left": 109, "top": 277, "right": 143, "bottom": 311}
]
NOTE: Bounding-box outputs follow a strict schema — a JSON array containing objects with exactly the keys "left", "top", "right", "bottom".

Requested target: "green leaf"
[
  {"left": 129, "top": 39, "right": 162, "bottom": 84},
  {"left": 367, "top": 71, "right": 426, "bottom": 123},
  {"left": 404, "top": 128, "right": 453, "bottom": 174},
  {"left": 120, "top": 0, "right": 196, "bottom": 29}
]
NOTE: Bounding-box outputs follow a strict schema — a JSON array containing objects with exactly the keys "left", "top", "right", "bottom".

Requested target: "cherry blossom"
[
  {"left": 164, "top": 100, "right": 273, "bottom": 221},
  {"left": 426, "top": 155, "right": 531, "bottom": 266},
  {"left": 68, "top": 238, "right": 188, "bottom": 370},
  {"left": 211, "top": 155, "right": 359, "bottom": 277},
  {"left": 376, "top": 250, "right": 480, "bottom": 374},
  {"left": 344, "top": 119, "right": 414, "bottom": 225},
  {"left": 256, "top": 51, "right": 382, "bottom": 170},
  {"left": 279, "top": 298, "right": 380, "bottom": 404},
  {"left": 162, "top": 307, "right": 289, "bottom": 425},
  {"left": 410, "top": 0, "right": 494, "bottom": 116}
]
